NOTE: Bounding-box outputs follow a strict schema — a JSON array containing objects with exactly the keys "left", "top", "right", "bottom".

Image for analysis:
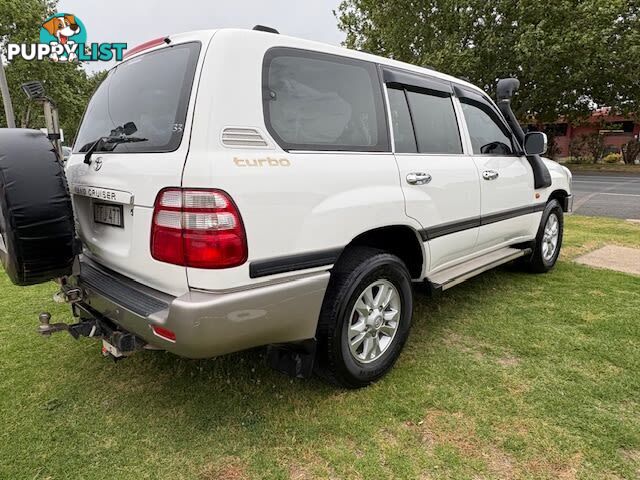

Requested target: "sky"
[{"left": 57, "top": 0, "right": 346, "bottom": 73}]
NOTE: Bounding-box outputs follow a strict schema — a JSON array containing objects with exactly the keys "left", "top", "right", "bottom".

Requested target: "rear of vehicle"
[
  {"left": 68, "top": 34, "right": 204, "bottom": 297},
  {"left": 67, "top": 31, "right": 328, "bottom": 358}
]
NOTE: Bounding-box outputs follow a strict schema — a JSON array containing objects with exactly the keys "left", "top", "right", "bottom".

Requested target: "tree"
[
  {"left": 580, "top": 132, "right": 606, "bottom": 163},
  {"left": 0, "top": 0, "right": 105, "bottom": 143},
  {"left": 622, "top": 137, "right": 640, "bottom": 164},
  {"left": 568, "top": 132, "right": 605, "bottom": 163},
  {"left": 544, "top": 134, "right": 562, "bottom": 160},
  {"left": 337, "top": 0, "right": 640, "bottom": 123},
  {"left": 0, "top": 0, "right": 56, "bottom": 48}
]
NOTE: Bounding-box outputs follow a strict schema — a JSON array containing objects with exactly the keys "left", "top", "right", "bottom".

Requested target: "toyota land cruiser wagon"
[{"left": 0, "top": 27, "right": 572, "bottom": 388}]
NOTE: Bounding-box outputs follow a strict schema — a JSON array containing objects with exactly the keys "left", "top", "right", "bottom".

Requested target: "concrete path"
[{"left": 575, "top": 245, "right": 640, "bottom": 276}]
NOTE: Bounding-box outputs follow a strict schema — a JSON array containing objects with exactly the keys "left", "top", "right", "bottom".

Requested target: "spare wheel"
[{"left": 0, "top": 129, "right": 76, "bottom": 286}]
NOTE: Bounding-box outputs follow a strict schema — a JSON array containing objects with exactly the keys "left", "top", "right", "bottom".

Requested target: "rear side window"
[
  {"left": 460, "top": 100, "right": 515, "bottom": 155},
  {"left": 263, "top": 48, "right": 388, "bottom": 151},
  {"left": 406, "top": 89, "right": 462, "bottom": 154},
  {"left": 387, "top": 87, "right": 417, "bottom": 153},
  {"left": 74, "top": 42, "right": 201, "bottom": 154}
]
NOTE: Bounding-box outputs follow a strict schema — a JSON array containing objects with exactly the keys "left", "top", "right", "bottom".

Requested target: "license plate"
[
  {"left": 93, "top": 203, "right": 124, "bottom": 228},
  {"left": 102, "top": 339, "right": 125, "bottom": 358}
]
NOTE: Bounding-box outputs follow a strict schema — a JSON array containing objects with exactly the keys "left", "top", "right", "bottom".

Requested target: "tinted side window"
[
  {"left": 263, "top": 49, "right": 388, "bottom": 151},
  {"left": 461, "top": 100, "right": 515, "bottom": 155},
  {"left": 387, "top": 87, "right": 417, "bottom": 153},
  {"left": 406, "top": 90, "right": 462, "bottom": 154}
]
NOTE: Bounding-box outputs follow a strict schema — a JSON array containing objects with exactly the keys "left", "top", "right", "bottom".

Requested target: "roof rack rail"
[{"left": 253, "top": 25, "right": 279, "bottom": 34}]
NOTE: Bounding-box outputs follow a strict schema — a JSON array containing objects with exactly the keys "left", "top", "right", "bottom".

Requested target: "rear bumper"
[{"left": 75, "top": 257, "right": 329, "bottom": 358}]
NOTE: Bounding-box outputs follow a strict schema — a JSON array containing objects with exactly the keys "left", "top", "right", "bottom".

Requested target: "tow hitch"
[
  {"left": 37, "top": 310, "right": 147, "bottom": 360},
  {"left": 37, "top": 312, "right": 68, "bottom": 336},
  {"left": 37, "top": 281, "right": 147, "bottom": 359}
]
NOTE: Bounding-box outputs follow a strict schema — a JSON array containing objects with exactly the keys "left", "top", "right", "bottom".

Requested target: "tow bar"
[
  {"left": 37, "top": 281, "right": 147, "bottom": 360},
  {"left": 37, "top": 312, "right": 101, "bottom": 340},
  {"left": 38, "top": 310, "right": 147, "bottom": 360}
]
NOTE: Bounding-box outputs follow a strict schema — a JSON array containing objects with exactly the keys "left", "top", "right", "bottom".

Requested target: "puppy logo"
[
  {"left": 39, "top": 13, "right": 87, "bottom": 62},
  {"left": 6, "top": 13, "right": 126, "bottom": 63}
]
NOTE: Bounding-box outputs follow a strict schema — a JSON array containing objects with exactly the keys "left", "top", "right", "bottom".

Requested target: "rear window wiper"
[{"left": 83, "top": 135, "right": 148, "bottom": 164}]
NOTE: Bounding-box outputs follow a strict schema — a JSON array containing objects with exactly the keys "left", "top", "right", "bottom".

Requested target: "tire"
[
  {"left": 522, "top": 199, "right": 564, "bottom": 273},
  {"left": 315, "top": 246, "right": 413, "bottom": 388},
  {"left": 0, "top": 129, "right": 76, "bottom": 286}
]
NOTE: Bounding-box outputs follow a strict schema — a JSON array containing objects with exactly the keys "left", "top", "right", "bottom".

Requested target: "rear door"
[
  {"left": 66, "top": 37, "right": 208, "bottom": 296},
  {"left": 455, "top": 88, "right": 535, "bottom": 251},
  {"left": 385, "top": 69, "right": 481, "bottom": 272}
]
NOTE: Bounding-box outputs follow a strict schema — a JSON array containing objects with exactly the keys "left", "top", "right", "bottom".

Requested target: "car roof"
[
  {"left": 216, "top": 28, "right": 488, "bottom": 97},
  {"left": 122, "top": 28, "right": 489, "bottom": 100}
]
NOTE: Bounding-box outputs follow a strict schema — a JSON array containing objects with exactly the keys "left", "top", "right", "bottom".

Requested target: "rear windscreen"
[{"left": 74, "top": 42, "right": 201, "bottom": 154}]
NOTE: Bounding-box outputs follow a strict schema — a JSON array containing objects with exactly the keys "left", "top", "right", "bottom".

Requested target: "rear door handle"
[
  {"left": 406, "top": 172, "right": 432, "bottom": 185},
  {"left": 482, "top": 170, "right": 499, "bottom": 181}
]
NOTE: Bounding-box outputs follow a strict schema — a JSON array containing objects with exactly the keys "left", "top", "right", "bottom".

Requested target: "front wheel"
[
  {"left": 523, "top": 199, "right": 564, "bottom": 273},
  {"left": 314, "top": 246, "right": 413, "bottom": 388}
]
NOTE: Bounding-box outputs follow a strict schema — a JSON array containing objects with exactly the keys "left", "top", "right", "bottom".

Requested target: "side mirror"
[{"left": 524, "top": 131, "right": 547, "bottom": 155}]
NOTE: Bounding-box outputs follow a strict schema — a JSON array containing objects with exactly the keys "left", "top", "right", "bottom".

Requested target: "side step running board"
[{"left": 428, "top": 247, "right": 531, "bottom": 293}]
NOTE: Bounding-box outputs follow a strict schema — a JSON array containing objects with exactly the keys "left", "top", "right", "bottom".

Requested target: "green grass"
[
  {"left": 562, "top": 162, "right": 640, "bottom": 174},
  {"left": 1, "top": 216, "right": 639, "bottom": 479}
]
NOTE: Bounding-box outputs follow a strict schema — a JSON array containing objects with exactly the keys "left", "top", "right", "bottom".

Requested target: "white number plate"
[
  {"left": 102, "top": 339, "right": 125, "bottom": 358},
  {"left": 93, "top": 203, "right": 123, "bottom": 228}
]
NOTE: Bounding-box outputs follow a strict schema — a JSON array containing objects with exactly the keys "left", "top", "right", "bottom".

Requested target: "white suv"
[{"left": 0, "top": 27, "right": 572, "bottom": 388}]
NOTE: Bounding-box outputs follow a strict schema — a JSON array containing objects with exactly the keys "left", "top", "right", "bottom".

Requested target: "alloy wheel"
[{"left": 347, "top": 279, "right": 401, "bottom": 363}]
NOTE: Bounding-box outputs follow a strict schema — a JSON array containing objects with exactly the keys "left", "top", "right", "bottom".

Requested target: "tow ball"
[
  {"left": 37, "top": 311, "right": 102, "bottom": 338},
  {"left": 37, "top": 312, "right": 69, "bottom": 336},
  {"left": 36, "top": 282, "right": 84, "bottom": 336}
]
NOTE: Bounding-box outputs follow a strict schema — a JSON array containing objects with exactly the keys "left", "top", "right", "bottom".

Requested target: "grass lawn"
[
  {"left": 563, "top": 163, "right": 640, "bottom": 175},
  {"left": 1, "top": 215, "right": 639, "bottom": 479}
]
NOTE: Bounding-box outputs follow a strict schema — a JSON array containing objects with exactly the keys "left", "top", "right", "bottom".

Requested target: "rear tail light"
[{"left": 151, "top": 188, "right": 248, "bottom": 269}]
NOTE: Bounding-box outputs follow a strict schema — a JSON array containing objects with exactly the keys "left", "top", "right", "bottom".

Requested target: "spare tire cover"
[{"left": 0, "top": 129, "right": 76, "bottom": 286}]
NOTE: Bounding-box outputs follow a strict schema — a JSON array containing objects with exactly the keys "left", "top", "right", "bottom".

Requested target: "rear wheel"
[
  {"left": 522, "top": 199, "right": 564, "bottom": 273},
  {"left": 315, "top": 246, "right": 413, "bottom": 388}
]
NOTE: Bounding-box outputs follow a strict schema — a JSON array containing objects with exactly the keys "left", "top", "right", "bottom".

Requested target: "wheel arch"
[
  {"left": 339, "top": 225, "right": 425, "bottom": 279},
  {"left": 547, "top": 189, "right": 571, "bottom": 212}
]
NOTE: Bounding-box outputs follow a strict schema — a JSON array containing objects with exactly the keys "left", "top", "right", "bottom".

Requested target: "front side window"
[
  {"left": 461, "top": 100, "right": 516, "bottom": 155},
  {"left": 74, "top": 42, "right": 201, "bottom": 154},
  {"left": 263, "top": 48, "right": 388, "bottom": 151}
]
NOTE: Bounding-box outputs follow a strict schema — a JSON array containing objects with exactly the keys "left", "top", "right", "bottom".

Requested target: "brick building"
[{"left": 536, "top": 108, "right": 640, "bottom": 158}]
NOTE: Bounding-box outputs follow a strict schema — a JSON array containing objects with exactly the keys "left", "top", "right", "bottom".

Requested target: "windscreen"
[{"left": 74, "top": 42, "right": 201, "bottom": 154}]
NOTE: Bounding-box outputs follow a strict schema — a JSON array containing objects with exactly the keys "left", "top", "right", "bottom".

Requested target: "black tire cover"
[{"left": 0, "top": 129, "right": 76, "bottom": 285}]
